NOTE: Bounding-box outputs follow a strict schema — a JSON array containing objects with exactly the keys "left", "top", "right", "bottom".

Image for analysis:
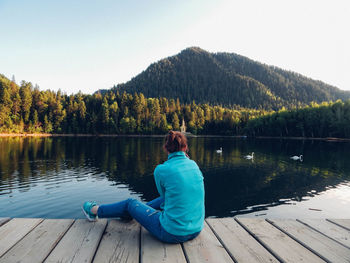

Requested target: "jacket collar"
[{"left": 168, "top": 151, "right": 186, "bottom": 160}]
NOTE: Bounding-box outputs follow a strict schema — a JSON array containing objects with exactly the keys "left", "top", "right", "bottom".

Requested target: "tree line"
[
  {"left": 0, "top": 74, "right": 266, "bottom": 134},
  {"left": 245, "top": 100, "right": 350, "bottom": 138},
  {"left": 1, "top": 74, "right": 350, "bottom": 138}
]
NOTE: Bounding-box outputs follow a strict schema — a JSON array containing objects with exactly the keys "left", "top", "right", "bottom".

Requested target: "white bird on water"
[
  {"left": 290, "top": 155, "right": 303, "bottom": 161},
  {"left": 245, "top": 152, "right": 254, "bottom": 159},
  {"left": 216, "top": 147, "right": 223, "bottom": 153}
]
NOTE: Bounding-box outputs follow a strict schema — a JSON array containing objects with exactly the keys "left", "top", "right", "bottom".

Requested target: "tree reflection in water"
[{"left": 0, "top": 136, "right": 349, "bottom": 218}]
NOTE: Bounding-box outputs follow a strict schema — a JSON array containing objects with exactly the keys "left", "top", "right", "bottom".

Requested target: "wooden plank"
[
  {"left": 141, "top": 227, "right": 186, "bottom": 263},
  {"left": 0, "top": 218, "right": 43, "bottom": 258},
  {"left": 182, "top": 221, "right": 233, "bottom": 263},
  {"left": 236, "top": 218, "right": 325, "bottom": 263},
  {"left": 327, "top": 219, "right": 350, "bottom": 231},
  {"left": 0, "top": 219, "right": 74, "bottom": 263},
  {"left": 45, "top": 219, "right": 107, "bottom": 263},
  {"left": 207, "top": 218, "right": 278, "bottom": 263},
  {"left": 0, "top": 218, "right": 10, "bottom": 227},
  {"left": 93, "top": 220, "right": 139, "bottom": 263},
  {"left": 298, "top": 219, "right": 350, "bottom": 248},
  {"left": 269, "top": 219, "right": 350, "bottom": 263}
]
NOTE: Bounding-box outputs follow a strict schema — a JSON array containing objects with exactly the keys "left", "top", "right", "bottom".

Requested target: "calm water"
[{"left": 0, "top": 136, "right": 350, "bottom": 219}]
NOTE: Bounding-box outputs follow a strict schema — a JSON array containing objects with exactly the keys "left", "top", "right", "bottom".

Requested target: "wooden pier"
[{"left": 0, "top": 217, "right": 349, "bottom": 262}]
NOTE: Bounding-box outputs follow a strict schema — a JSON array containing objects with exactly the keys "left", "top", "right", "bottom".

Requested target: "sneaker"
[{"left": 82, "top": 201, "right": 97, "bottom": 221}]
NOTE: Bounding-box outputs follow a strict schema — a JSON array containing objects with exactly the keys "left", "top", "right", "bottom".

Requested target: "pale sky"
[{"left": 1, "top": 0, "right": 349, "bottom": 94}]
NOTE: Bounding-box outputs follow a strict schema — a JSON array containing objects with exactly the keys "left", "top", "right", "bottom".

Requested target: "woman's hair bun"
[{"left": 163, "top": 130, "right": 188, "bottom": 153}]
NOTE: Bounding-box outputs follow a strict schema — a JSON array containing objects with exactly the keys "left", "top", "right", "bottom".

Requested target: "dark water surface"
[{"left": 0, "top": 136, "right": 349, "bottom": 219}]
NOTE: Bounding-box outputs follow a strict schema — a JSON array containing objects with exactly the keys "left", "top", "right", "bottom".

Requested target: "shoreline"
[
  {"left": 0, "top": 133, "right": 165, "bottom": 138},
  {"left": 255, "top": 136, "right": 350, "bottom": 142},
  {"left": 1, "top": 133, "right": 350, "bottom": 142}
]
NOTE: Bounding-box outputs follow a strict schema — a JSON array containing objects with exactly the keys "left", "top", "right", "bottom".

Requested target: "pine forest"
[{"left": 1, "top": 74, "right": 350, "bottom": 138}]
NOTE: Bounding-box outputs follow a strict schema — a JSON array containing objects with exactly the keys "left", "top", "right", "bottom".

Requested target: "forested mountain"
[{"left": 115, "top": 47, "right": 350, "bottom": 110}]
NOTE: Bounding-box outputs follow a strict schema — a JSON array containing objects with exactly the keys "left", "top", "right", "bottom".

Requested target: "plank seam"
[
  {"left": 0, "top": 218, "right": 44, "bottom": 259},
  {"left": 181, "top": 242, "right": 191, "bottom": 263},
  {"left": 265, "top": 219, "right": 331, "bottom": 263},
  {"left": 42, "top": 219, "right": 76, "bottom": 262},
  {"left": 326, "top": 219, "right": 350, "bottom": 232},
  {"left": 205, "top": 219, "right": 237, "bottom": 263},
  {"left": 234, "top": 218, "right": 285, "bottom": 263},
  {"left": 90, "top": 219, "right": 109, "bottom": 263},
  {"left": 139, "top": 225, "right": 143, "bottom": 263},
  {"left": 296, "top": 219, "right": 350, "bottom": 250},
  {"left": 0, "top": 218, "right": 11, "bottom": 227}
]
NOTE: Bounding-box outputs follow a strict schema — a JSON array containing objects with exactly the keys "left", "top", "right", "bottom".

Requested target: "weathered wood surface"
[
  {"left": 93, "top": 220, "right": 139, "bottom": 263},
  {"left": 0, "top": 218, "right": 43, "bottom": 258},
  {"left": 298, "top": 218, "right": 350, "bottom": 249},
  {"left": 207, "top": 218, "right": 278, "bottom": 263},
  {"left": 0, "top": 217, "right": 349, "bottom": 263},
  {"left": 0, "top": 218, "right": 10, "bottom": 227},
  {"left": 141, "top": 227, "right": 187, "bottom": 263},
  {"left": 0, "top": 219, "right": 73, "bottom": 263},
  {"left": 328, "top": 219, "right": 350, "bottom": 231},
  {"left": 236, "top": 218, "right": 325, "bottom": 262},
  {"left": 268, "top": 219, "right": 350, "bottom": 263},
  {"left": 45, "top": 219, "right": 107, "bottom": 263},
  {"left": 182, "top": 221, "right": 233, "bottom": 263}
]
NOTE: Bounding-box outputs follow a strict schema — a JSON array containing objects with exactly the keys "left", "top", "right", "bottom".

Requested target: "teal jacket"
[{"left": 154, "top": 151, "right": 205, "bottom": 236}]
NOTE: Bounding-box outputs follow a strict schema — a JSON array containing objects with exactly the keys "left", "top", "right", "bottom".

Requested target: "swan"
[
  {"left": 245, "top": 152, "right": 254, "bottom": 159},
  {"left": 290, "top": 155, "right": 303, "bottom": 161},
  {"left": 216, "top": 147, "right": 223, "bottom": 153}
]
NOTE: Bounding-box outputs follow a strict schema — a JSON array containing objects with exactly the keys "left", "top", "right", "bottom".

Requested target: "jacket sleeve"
[{"left": 154, "top": 165, "right": 165, "bottom": 197}]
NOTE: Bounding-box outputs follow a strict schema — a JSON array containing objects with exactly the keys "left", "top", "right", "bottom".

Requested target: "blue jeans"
[{"left": 97, "top": 197, "right": 200, "bottom": 243}]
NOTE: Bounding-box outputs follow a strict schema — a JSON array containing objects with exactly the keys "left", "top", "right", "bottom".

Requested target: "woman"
[{"left": 82, "top": 131, "right": 205, "bottom": 243}]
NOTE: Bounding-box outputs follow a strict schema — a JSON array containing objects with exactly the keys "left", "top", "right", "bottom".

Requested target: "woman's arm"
[{"left": 154, "top": 166, "right": 165, "bottom": 197}]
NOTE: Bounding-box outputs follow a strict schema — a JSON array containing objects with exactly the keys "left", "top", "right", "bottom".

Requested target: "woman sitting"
[{"left": 82, "top": 130, "right": 205, "bottom": 243}]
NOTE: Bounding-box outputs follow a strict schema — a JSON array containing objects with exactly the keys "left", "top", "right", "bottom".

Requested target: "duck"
[
  {"left": 245, "top": 152, "right": 254, "bottom": 159},
  {"left": 290, "top": 155, "right": 303, "bottom": 161},
  {"left": 216, "top": 147, "right": 223, "bottom": 153}
]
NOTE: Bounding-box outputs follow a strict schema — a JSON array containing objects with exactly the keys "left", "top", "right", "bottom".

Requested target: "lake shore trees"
[{"left": 1, "top": 74, "right": 350, "bottom": 138}]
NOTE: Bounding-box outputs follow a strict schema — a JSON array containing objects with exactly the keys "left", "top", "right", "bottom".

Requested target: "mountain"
[{"left": 113, "top": 47, "right": 350, "bottom": 110}]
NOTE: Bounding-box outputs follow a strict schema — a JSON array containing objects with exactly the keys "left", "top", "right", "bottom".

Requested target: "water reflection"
[{"left": 0, "top": 136, "right": 349, "bottom": 218}]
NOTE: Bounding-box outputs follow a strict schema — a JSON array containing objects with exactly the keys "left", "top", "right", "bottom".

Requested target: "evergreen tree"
[{"left": 19, "top": 81, "right": 32, "bottom": 122}]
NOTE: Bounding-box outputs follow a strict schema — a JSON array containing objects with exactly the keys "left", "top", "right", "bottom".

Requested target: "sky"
[{"left": 0, "top": 0, "right": 349, "bottom": 94}]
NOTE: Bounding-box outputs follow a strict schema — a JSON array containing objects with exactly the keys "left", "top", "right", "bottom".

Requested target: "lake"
[{"left": 0, "top": 136, "right": 349, "bottom": 219}]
